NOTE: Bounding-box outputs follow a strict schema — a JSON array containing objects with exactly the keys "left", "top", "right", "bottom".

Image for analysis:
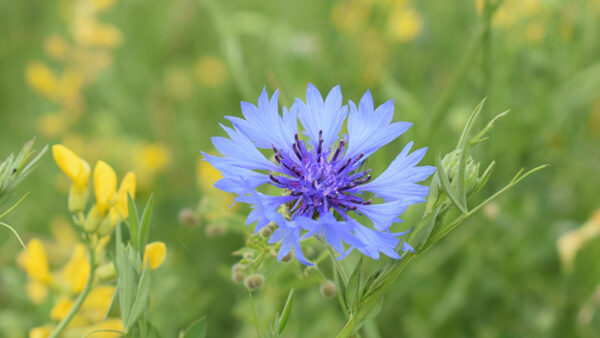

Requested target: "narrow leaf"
[
  {"left": 345, "top": 257, "right": 363, "bottom": 311},
  {"left": 179, "top": 317, "right": 207, "bottom": 338},
  {"left": 138, "top": 194, "right": 154, "bottom": 254},
  {"left": 278, "top": 288, "right": 295, "bottom": 334}
]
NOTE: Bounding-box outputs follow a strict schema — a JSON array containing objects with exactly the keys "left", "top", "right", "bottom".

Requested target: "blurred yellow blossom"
[
  {"left": 80, "top": 286, "right": 116, "bottom": 322},
  {"left": 557, "top": 210, "right": 600, "bottom": 273},
  {"left": 29, "top": 326, "right": 52, "bottom": 338},
  {"left": 26, "top": 280, "right": 49, "bottom": 304},
  {"left": 525, "top": 20, "right": 545, "bottom": 43},
  {"left": 330, "top": 0, "right": 372, "bottom": 35},
  {"left": 197, "top": 158, "right": 222, "bottom": 192},
  {"left": 92, "top": 0, "right": 117, "bottom": 11},
  {"left": 61, "top": 243, "right": 91, "bottom": 293},
  {"left": 17, "top": 239, "right": 53, "bottom": 284},
  {"left": 387, "top": 6, "right": 423, "bottom": 42},
  {"left": 143, "top": 241, "right": 167, "bottom": 270},
  {"left": 93, "top": 160, "right": 117, "bottom": 213},
  {"left": 26, "top": 62, "right": 59, "bottom": 100},
  {"left": 194, "top": 56, "right": 228, "bottom": 87},
  {"left": 45, "top": 35, "right": 70, "bottom": 61},
  {"left": 37, "top": 113, "right": 68, "bottom": 138},
  {"left": 73, "top": 20, "right": 123, "bottom": 48},
  {"left": 50, "top": 297, "right": 74, "bottom": 321}
]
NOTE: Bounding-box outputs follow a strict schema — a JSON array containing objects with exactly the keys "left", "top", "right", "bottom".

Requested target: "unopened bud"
[
  {"left": 320, "top": 280, "right": 337, "bottom": 298},
  {"left": 232, "top": 263, "right": 245, "bottom": 273},
  {"left": 243, "top": 252, "right": 253, "bottom": 260},
  {"left": 97, "top": 208, "right": 120, "bottom": 236},
  {"left": 232, "top": 271, "right": 245, "bottom": 283},
  {"left": 68, "top": 185, "right": 88, "bottom": 213},
  {"left": 205, "top": 224, "right": 225, "bottom": 237},
  {"left": 178, "top": 208, "right": 199, "bottom": 227},
  {"left": 96, "top": 262, "right": 116, "bottom": 280},
  {"left": 259, "top": 226, "right": 273, "bottom": 238},
  {"left": 84, "top": 206, "right": 103, "bottom": 233},
  {"left": 244, "top": 274, "right": 265, "bottom": 291}
]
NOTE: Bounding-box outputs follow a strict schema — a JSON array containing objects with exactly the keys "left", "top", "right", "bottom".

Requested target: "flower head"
[{"left": 204, "top": 84, "right": 435, "bottom": 264}]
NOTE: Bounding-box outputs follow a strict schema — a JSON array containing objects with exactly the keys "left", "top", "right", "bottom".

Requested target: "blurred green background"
[{"left": 1, "top": 0, "right": 600, "bottom": 337}]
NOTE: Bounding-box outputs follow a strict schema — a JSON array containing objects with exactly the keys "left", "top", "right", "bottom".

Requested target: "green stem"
[
  {"left": 50, "top": 240, "right": 96, "bottom": 338},
  {"left": 248, "top": 289, "right": 261, "bottom": 338}
]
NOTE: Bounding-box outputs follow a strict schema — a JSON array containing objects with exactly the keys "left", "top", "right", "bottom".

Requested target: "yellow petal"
[
  {"left": 93, "top": 160, "right": 117, "bottom": 213},
  {"left": 17, "top": 239, "right": 52, "bottom": 284},
  {"left": 115, "top": 172, "right": 136, "bottom": 217},
  {"left": 26, "top": 62, "right": 58, "bottom": 99},
  {"left": 50, "top": 297, "right": 73, "bottom": 321},
  {"left": 29, "top": 326, "right": 53, "bottom": 338},
  {"left": 81, "top": 286, "right": 116, "bottom": 322},
  {"left": 52, "top": 144, "right": 90, "bottom": 189},
  {"left": 60, "top": 243, "right": 90, "bottom": 293},
  {"left": 85, "top": 319, "right": 124, "bottom": 337},
  {"left": 143, "top": 242, "right": 167, "bottom": 270},
  {"left": 196, "top": 157, "right": 222, "bottom": 191}
]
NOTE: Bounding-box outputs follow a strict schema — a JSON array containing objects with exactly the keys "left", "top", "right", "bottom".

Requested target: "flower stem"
[
  {"left": 248, "top": 289, "right": 261, "bottom": 338},
  {"left": 49, "top": 239, "right": 96, "bottom": 338}
]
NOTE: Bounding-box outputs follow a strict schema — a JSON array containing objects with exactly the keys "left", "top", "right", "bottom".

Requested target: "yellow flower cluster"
[
  {"left": 557, "top": 210, "right": 600, "bottom": 273},
  {"left": 18, "top": 144, "right": 167, "bottom": 337},
  {"left": 52, "top": 144, "right": 135, "bottom": 236},
  {"left": 26, "top": 0, "right": 122, "bottom": 138},
  {"left": 330, "top": 0, "right": 423, "bottom": 85}
]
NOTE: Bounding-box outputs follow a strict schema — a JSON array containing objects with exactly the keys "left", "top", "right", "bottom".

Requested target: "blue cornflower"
[{"left": 203, "top": 84, "right": 436, "bottom": 265}]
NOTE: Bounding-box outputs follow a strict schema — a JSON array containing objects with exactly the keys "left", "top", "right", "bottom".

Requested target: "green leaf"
[
  {"left": 409, "top": 206, "right": 442, "bottom": 252},
  {"left": 103, "top": 283, "right": 119, "bottom": 321},
  {"left": 116, "top": 224, "right": 136, "bottom": 326},
  {"left": 335, "top": 314, "right": 355, "bottom": 338},
  {"left": 125, "top": 261, "right": 152, "bottom": 330},
  {"left": 345, "top": 257, "right": 363, "bottom": 312},
  {"left": 469, "top": 110, "right": 509, "bottom": 146},
  {"left": 278, "top": 288, "right": 295, "bottom": 334},
  {"left": 138, "top": 194, "right": 154, "bottom": 254},
  {"left": 127, "top": 194, "right": 139, "bottom": 251},
  {"left": 179, "top": 316, "right": 207, "bottom": 338}
]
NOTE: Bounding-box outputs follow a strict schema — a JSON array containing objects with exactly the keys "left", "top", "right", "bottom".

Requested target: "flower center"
[{"left": 270, "top": 131, "right": 372, "bottom": 218}]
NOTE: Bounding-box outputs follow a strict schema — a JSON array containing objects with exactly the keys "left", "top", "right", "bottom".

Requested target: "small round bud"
[
  {"left": 320, "top": 280, "right": 337, "bottom": 298},
  {"left": 205, "top": 224, "right": 225, "bottom": 237},
  {"left": 178, "top": 208, "right": 199, "bottom": 227},
  {"left": 243, "top": 252, "right": 254, "bottom": 260},
  {"left": 232, "top": 263, "right": 245, "bottom": 273},
  {"left": 259, "top": 226, "right": 273, "bottom": 238},
  {"left": 244, "top": 274, "right": 265, "bottom": 291},
  {"left": 232, "top": 271, "right": 245, "bottom": 283},
  {"left": 281, "top": 252, "right": 293, "bottom": 263},
  {"left": 483, "top": 202, "right": 500, "bottom": 220}
]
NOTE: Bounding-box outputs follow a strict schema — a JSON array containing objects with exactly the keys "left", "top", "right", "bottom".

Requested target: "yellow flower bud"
[
  {"left": 93, "top": 160, "right": 117, "bottom": 213},
  {"left": 52, "top": 145, "right": 91, "bottom": 210},
  {"left": 115, "top": 172, "right": 136, "bottom": 217},
  {"left": 17, "top": 239, "right": 52, "bottom": 284},
  {"left": 26, "top": 62, "right": 58, "bottom": 99},
  {"left": 84, "top": 205, "right": 102, "bottom": 233},
  {"left": 50, "top": 297, "right": 73, "bottom": 321},
  {"left": 96, "top": 262, "right": 117, "bottom": 280},
  {"left": 29, "top": 326, "right": 52, "bottom": 338},
  {"left": 143, "top": 242, "right": 167, "bottom": 270}
]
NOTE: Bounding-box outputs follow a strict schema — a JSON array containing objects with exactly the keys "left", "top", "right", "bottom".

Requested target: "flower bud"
[
  {"left": 244, "top": 274, "right": 264, "bottom": 291},
  {"left": 84, "top": 206, "right": 102, "bottom": 233},
  {"left": 93, "top": 160, "right": 117, "bottom": 214},
  {"left": 205, "top": 223, "right": 225, "bottom": 237},
  {"left": 259, "top": 225, "right": 273, "bottom": 238},
  {"left": 96, "top": 262, "right": 117, "bottom": 280},
  {"left": 97, "top": 208, "right": 120, "bottom": 236},
  {"left": 178, "top": 208, "right": 199, "bottom": 227},
  {"left": 68, "top": 183, "right": 89, "bottom": 213},
  {"left": 320, "top": 280, "right": 337, "bottom": 298},
  {"left": 232, "top": 263, "right": 245, "bottom": 273},
  {"left": 232, "top": 271, "right": 245, "bottom": 283},
  {"left": 243, "top": 252, "right": 253, "bottom": 260}
]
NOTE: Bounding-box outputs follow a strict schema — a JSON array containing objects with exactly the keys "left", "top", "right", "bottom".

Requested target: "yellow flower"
[
  {"left": 387, "top": 6, "right": 423, "bottom": 42},
  {"left": 26, "top": 280, "right": 49, "bottom": 304},
  {"left": 44, "top": 35, "right": 69, "bottom": 61},
  {"left": 194, "top": 56, "right": 228, "bottom": 87},
  {"left": 73, "top": 20, "right": 123, "bottom": 48},
  {"left": 330, "top": 0, "right": 372, "bottom": 35},
  {"left": 93, "top": 160, "right": 117, "bottom": 213},
  {"left": 138, "top": 143, "right": 170, "bottom": 172},
  {"left": 29, "top": 326, "right": 52, "bottom": 338},
  {"left": 143, "top": 242, "right": 167, "bottom": 270},
  {"left": 61, "top": 243, "right": 90, "bottom": 293},
  {"left": 115, "top": 172, "right": 136, "bottom": 217},
  {"left": 26, "top": 62, "right": 58, "bottom": 99},
  {"left": 37, "top": 113, "right": 68, "bottom": 138},
  {"left": 92, "top": 0, "right": 118, "bottom": 11},
  {"left": 52, "top": 144, "right": 90, "bottom": 191},
  {"left": 50, "top": 296, "right": 74, "bottom": 321},
  {"left": 17, "top": 239, "right": 52, "bottom": 284}
]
